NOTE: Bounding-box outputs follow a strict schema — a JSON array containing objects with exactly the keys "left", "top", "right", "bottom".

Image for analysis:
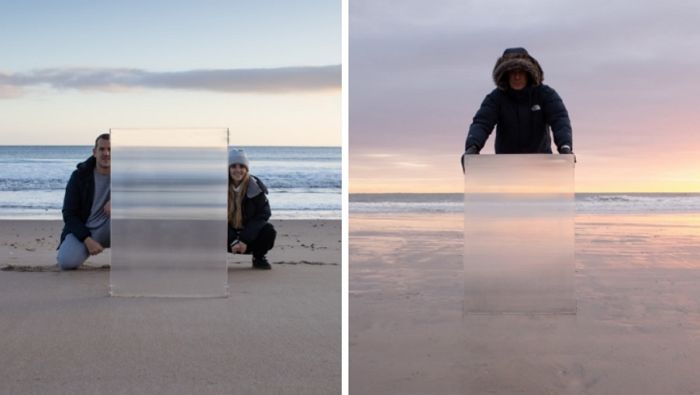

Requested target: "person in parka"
[
  {"left": 462, "top": 47, "right": 573, "bottom": 169},
  {"left": 227, "top": 149, "right": 276, "bottom": 270}
]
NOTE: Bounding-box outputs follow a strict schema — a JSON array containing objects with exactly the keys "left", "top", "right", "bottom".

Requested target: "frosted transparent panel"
[
  {"left": 464, "top": 154, "right": 575, "bottom": 314},
  {"left": 110, "top": 129, "right": 229, "bottom": 297}
]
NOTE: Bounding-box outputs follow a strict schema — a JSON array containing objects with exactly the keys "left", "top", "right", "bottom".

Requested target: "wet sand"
[
  {"left": 350, "top": 212, "right": 700, "bottom": 394},
  {"left": 0, "top": 219, "right": 340, "bottom": 395}
]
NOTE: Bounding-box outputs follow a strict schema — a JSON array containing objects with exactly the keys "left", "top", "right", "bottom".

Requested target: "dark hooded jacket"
[
  {"left": 227, "top": 175, "right": 271, "bottom": 245},
  {"left": 58, "top": 156, "right": 98, "bottom": 247},
  {"left": 465, "top": 47, "right": 573, "bottom": 153}
]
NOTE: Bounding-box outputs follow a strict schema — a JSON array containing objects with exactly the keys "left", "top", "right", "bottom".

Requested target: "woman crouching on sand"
[{"left": 227, "top": 149, "right": 276, "bottom": 270}]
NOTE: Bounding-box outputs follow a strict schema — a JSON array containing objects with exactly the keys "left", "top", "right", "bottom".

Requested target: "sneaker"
[{"left": 252, "top": 256, "right": 272, "bottom": 270}]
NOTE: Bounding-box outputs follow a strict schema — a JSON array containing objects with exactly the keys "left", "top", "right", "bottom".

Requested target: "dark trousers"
[{"left": 228, "top": 223, "right": 276, "bottom": 258}]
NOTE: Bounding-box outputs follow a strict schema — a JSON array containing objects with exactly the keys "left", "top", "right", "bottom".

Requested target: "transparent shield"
[
  {"left": 110, "top": 128, "right": 229, "bottom": 297},
  {"left": 463, "top": 154, "right": 575, "bottom": 314}
]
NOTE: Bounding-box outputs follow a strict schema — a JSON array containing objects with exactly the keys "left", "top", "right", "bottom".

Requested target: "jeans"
[{"left": 56, "top": 220, "right": 111, "bottom": 270}]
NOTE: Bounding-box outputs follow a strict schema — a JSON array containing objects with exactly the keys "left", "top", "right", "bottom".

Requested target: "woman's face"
[{"left": 229, "top": 164, "right": 248, "bottom": 184}]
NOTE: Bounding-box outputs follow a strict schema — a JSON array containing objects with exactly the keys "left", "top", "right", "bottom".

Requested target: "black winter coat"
[
  {"left": 227, "top": 176, "right": 271, "bottom": 245},
  {"left": 465, "top": 85, "right": 572, "bottom": 154},
  {"left": 59, "top": 156, "right": 97, "bottom": 247}
]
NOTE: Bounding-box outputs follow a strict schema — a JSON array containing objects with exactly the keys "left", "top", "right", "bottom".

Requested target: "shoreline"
[
  {"left": 0, "top": 212, "right": 341, "bottom": 221},
  {"left": 1, "top": 219, "right": 341, "bottom": 269}
]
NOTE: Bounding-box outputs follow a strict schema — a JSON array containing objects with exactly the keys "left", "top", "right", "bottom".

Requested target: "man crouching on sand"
[
  {"left": 227, "top": 149, "right": 276, "bottom": 270},
  {"left": 56, "top": 133, "right": 111, "bottom": 270}
]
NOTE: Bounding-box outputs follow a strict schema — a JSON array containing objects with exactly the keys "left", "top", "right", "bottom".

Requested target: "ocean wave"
[
  {"left": 0, "top": 158, "right": 79, "bottom": 164},
  {"left": 0, "top": 203, "right": 63, "bottom": 209},
  {"left": 576, "top": 194, "right": 700, "bottom": 213},
  {"left": 350, "top": 201, "right": 463, "bottom": 214},
  {"left": 270, "top": 188, "right": 339, "bottom": 194},
  {"left": 264, "top": 179, "right": 341, "bottom": 189},
  {"left": 0, "top": 178, "right": 68, "bottom": 191},
  {"left": 350, "top": 194, "right": 700, "bottom": 214}
]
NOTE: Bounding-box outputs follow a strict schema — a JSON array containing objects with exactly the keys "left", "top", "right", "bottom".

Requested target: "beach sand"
[
  {"left": 0, "top": 219, "right": 340, "bottom": 395},
  {"left": 0, "top": 219, "right": 341, "bottom": 270},
  {"left": 350, "top": 212, "right": 700, "bottom": 394}
]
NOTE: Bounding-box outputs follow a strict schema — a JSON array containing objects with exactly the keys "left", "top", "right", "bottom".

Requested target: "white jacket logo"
[{"left": 531, "top": 104, "right": 541, "bottom": 111}]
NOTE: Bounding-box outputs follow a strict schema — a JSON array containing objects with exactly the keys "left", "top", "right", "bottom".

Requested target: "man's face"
[
  {"left": 93, "top": 138, "right": 111, "bottom": 170},
  {"left": 229, "top": 164, "right": 247, "bottom": 184},
  {"left": 508, "top": 69, "right": 528, "bottom": 91}
]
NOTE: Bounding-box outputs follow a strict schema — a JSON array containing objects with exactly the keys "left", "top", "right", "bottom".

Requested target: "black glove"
[
  {"left": 558, "top": 145, "right": 577, "bottom": 163},
  {"left": 461, "top": 145, "right": 480, "bottom": 173}
]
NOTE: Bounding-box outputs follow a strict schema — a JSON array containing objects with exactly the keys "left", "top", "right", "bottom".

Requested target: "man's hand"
[
  {"left": 103, "top": 200, "right": 111, "bottom": 217},
  {"left": 84, "top": 237, "right": 104, "bottom": 256},
  {"left": 465, "top": 145, "right": 480, "bottom": 155},
  {"left": 231, "top": 241, "right": 247, "bottom": 254},
  {"left": 461, "top": 145, "right": 480, "bottom": 173}
]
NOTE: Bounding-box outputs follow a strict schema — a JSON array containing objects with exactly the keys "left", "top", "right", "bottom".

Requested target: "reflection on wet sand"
[
  {"left": 350, "top": 212, "right": 700, "bottom": 394},
  {"left": 577, "top": 213, "right": 700, "bottom": 269}
]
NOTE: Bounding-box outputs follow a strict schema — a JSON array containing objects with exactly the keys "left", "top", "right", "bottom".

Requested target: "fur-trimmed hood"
[{"left": 492, "top": 47, "right": 544, "bottom": 90}]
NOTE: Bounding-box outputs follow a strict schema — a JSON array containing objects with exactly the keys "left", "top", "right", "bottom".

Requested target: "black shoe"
[{"left": 252, "top": 256, "right": 271, "bottom": 270}]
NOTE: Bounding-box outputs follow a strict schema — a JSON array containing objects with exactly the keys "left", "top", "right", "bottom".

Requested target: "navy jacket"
[
  {"left": 465, "top": 84, "right": 572, "bottom": 153},
  {"left": 59, "top": 156, "right": 97, "bottom": 247},
  {"left": 227, "top": 176, "right": 272, "bottom": 245}
]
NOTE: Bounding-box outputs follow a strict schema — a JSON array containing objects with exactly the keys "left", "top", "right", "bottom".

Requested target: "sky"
[
  {"left": 349, "top": 0, "right": 700, "bottom": 193},
  {"left": 0, "top": 0, "right": 340, "bottom": 146}
]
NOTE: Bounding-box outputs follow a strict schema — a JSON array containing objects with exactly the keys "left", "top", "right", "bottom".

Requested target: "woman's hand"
[{"left": 232, "top": 241, "right": 247, "bottom": 254}]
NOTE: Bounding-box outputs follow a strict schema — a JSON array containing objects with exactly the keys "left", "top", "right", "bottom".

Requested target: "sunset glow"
[{"left": 350, "top": 1, "right": 700, "bottom": 193}]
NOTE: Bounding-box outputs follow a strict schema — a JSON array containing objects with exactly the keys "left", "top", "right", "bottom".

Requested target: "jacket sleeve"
[
  {"left": 465, "top": 91, "right": 499, "bottom": 151},
  {"left": 541, "top": 86, "right": 573, "bottom": 151},
  {"left": 238, "top": 193, "right": 271, "bottom": 244},
  {"left": 227, "top": 225, "right": 238, "bottom": 252},
  {"left": 61, "top": 171, "right": 91, "bottom": 242}
]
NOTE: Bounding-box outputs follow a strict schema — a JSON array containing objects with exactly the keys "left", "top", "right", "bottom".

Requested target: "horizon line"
[
  {"left": 0, "top": 144, "right": 341, "bottom": 148},
  {"left": 349, "top": 191, "right": 700, "bottom": 195}
]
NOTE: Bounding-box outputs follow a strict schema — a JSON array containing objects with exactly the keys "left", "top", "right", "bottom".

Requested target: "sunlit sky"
[
  {"left": 350, "top": 0, "right": 700, "bottom": 193},
  {"left": 0, "top": 0, "right": 340, "bottom": 146}
]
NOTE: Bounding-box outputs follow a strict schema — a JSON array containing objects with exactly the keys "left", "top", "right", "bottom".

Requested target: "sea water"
[
  {"left": 350, "top": 192, "right": 700, "bottom": 214},
  {"left": 0, "top": 145, "right": 340, "bottom": 219}
]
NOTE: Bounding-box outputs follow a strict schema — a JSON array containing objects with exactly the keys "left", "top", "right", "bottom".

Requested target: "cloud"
[
  {"left": 0, "top": 65, "right": 340, "bottom": 97},
  {"left": 361, "top": 153, "right": 397, "bottom": 158},
  {"left": 395, "top": 161, "right": 430, "bottom": 168},
  {"left": 0, "top": 84, "right": 23, "bottom": 98}
]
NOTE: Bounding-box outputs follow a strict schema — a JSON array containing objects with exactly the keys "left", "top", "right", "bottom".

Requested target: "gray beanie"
[{"left": 228, "top": 149, "right": 249, "bottom": 169}]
